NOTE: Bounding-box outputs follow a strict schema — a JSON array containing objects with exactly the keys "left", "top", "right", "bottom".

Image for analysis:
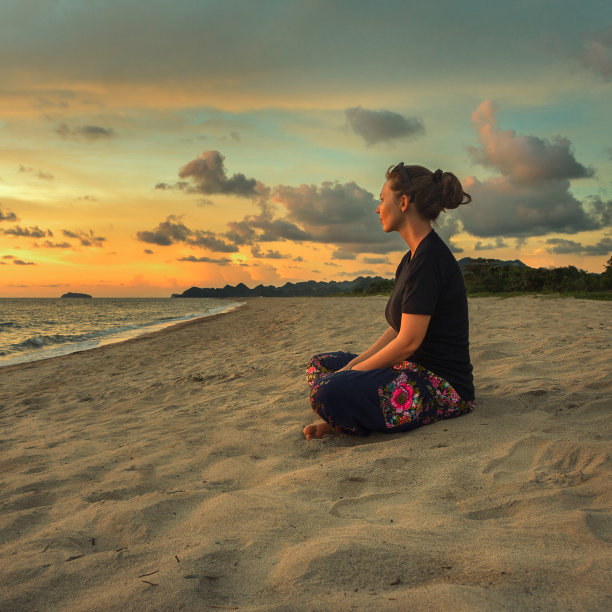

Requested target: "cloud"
[
  {"left": 581, "top": 25, "right": 612, "bottom": 80},
  {"left": 136, "top": 215, "right": 238, "bottom": 252},
  {"left": 474, "top": 237, "right": 509, "bottom": 251},
  {"left": 144, "top": 249, "right": 154, "bottom": 254},
  {"left": 1, "top": 225, "right": 52, "bottom": 238},
  {"left": 157, "top": 151, "right": 267, "bottom": 198},
  {"left": 584, "top": 196, "right": 612, "bottom": 227},
  {"left": 467, "top": 101, "right": 593, "bottom": 184},
  {"left": 178, "top": 255, "right": 232, "bottom": 264},
  {"left": 40, "top": 240, "right": 71, "bottom": 248},
  {"left": 434, "top": 216, "right": 464, "bottom": 253},
  {"left": 75, "top": 195, "right": 99, "bottom": 202},
  {"left": 56, "top": 123, "right": 115, "bottom": 140},
  {"left": 458, "top": 101, "right": 609, "bottom": 238},
  {"left": 332, "top": 249, "right": 357, "bottom": 260},
  {"left": 362, "top": 256, "right": 390, "bottom": 264},
  {"left": 272, "top": 181, "right": 405, "bottom": 253},
  {"left": 18, "top": 164, "right": 54, "bottom": 180},
  {"left": 135, "top": 216, "right": 191, "bottom": 246},
  {"left": 0, "top": 206, "right": 18, "bottom": 221},
  {"left": 250, "top": 244, "right": 284, "bottom": 259},
  {"left": 546, "top": 237, "right": 612, "bottom": 256},
  {"left": 13, "top": 259, "right": 36, "bottom": 265},
  {"left": 153, "top": 151, "right": 408, "bottom": 255},
  {"left": 337, "top": 269, "right": 377, "bottom": 277},
  {"left": 62, "top": 229, "right": 106, "bottom": 247},
  {"left": 345, "top": 106, "right": 425, "bottom": 146},
  {"left": 189, "top": 230, "right": 239, "bottom": 252}
]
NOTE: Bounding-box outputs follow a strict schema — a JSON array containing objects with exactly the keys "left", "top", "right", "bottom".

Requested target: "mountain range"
[{"left": 171, "top": 257, "right": 529, "bottom": 298}]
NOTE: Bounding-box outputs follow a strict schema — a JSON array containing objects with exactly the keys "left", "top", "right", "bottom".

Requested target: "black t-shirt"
[{"left": 385, "top": 229, "right": 474, "bottom": 401}]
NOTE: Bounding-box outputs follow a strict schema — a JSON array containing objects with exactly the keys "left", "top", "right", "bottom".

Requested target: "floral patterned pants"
[{"left": 307, "top": 351, "right": 474, "bottom": 437}]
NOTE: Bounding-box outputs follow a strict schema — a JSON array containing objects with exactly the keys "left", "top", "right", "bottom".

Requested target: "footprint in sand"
[
  {"left": 330, "top": 492, "right": 402, "bottom": 522},
  {"left": 482, "top": 438, "right": 607, "bottom": 488},
  {"left": 583, "top": 510, "right": 612, "bottom": 543}
]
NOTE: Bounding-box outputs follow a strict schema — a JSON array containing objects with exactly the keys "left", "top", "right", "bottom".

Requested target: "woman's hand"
[{"left": 352, "top": 313, "right": 430, "bottom": 371}]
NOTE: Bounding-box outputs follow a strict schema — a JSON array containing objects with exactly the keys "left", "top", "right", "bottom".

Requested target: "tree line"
[
  {"left": 462, "top": 256, "right": 612, "bottom": 294},
  {"left": 344, "top": 256, "right": 612, "bottom": 296}
]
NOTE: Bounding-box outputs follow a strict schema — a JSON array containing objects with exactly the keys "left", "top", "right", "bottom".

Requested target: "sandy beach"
[{"left": 0, "top": 296, "right": 610, "bottom": 611}]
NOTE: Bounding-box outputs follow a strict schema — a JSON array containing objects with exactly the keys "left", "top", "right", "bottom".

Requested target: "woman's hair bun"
[{"left": 386, "top": 164, "right": 471, "bottom": 221}]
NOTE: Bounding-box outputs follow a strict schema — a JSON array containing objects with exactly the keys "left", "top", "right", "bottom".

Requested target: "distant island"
[
  {"left": 172, "top": 256, "right": 612, "bottom": 298},
  {"left": 61, "top": 292, "right": 93, "bottom": 299}
]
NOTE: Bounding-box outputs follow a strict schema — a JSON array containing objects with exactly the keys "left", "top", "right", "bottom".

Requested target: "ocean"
[{"left": 0, "top": 297, "right": 244, "bottom": 367}]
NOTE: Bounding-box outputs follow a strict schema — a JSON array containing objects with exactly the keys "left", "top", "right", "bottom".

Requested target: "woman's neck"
[{"left": 399, "top": 220, "right": 432, "bottom": 254}]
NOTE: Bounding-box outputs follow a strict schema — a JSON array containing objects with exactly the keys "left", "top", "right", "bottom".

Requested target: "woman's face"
[{"left": 376, "top": 180, "right": 406, "bottom": 233}]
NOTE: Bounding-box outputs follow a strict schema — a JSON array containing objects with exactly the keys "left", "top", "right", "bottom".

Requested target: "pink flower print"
[
  {"left": 449, "top": 388, "right": 460, "bottom": 403},
  {"left": 390, "top": 383, "right": 414, "bottom": 413},
  {"left": 428, "top": 375, "right": 440, "bottom": 388}
]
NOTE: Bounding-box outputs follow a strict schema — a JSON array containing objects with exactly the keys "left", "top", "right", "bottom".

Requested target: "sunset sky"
[{"left": 1, "top": 0, "right": 611, "bottom": 297}]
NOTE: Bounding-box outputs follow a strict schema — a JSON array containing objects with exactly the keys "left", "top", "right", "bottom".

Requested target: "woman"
[{"left": 304, "top": 163, "right": 475, "bottom": 439}]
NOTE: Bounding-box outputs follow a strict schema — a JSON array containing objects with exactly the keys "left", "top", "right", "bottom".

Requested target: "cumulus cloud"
[
  {"left": 459, "top": 101, "right": 609, "bottom": 238},
  {"left": 156, "top": 151, "right": 268, "bottom": 198},
  {"left": 546, "top": 237, "right": 612, "bottom": 256},
  {"left": 1, "top": 225, "right": 52, "bottom": 238},
  {"left": 474, "top": 237, "right": 509, "bottom": 251},
  {"left": 18, "top": 164, "right": 54, "bottom": 180},
  {"left": 467, "top": 101, "right": 593, "bottom": 184},
  {"left": 135, "top": 216, "right": 190, "bottom": 246},
  {"left": 345, "top": 106, "right": 425, "bottom": 146},
  {"left": 154, "top": 152, "right": 407, "bottom": 255},
  {"left": 250, "top": 244, "right": 284, "bottom": 259},
  {"left": 584, "top": 196, "right": 612, "bottom": 227},
  {"left": 221, "top": 179, "right": 407, "bottom": 255},
  {"left": 62, "top": 229, "right": 106, "bottom": 247},
  {"left": 271, "top": 181, "right": 405, "bottom": 253},
  {"left": 56, "top": 123, "right": 115, "bottom": 140},
  {"left": 178, "top": 255, "right": 232, "bottom": 264},
  {"left": 581, "top": 25, "right": 612, "bottom": 80},
  {"left": 434, "top": 215, "right": 464, "bottom": 253},
  {"left": 136, "top": 215, "right": 238, "bottom": 252},
  {"left": 13, "top": 259, "right": 36, "bottom": 265},
  {"left": 0, "top": 206, "right": 18, "bottom": 221}
]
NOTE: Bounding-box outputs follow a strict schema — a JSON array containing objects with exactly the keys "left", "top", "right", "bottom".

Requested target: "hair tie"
[{"left": 433, "top": 169, "right": 444, "bottom": 183}]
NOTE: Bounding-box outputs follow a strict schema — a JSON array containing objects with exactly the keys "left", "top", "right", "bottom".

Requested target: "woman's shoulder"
[{"left": 415, "top": 231, "right": 458, "bottom": 264}]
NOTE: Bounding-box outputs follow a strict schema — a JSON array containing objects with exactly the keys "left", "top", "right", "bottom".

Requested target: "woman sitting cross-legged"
[{"left": 304, "top": 163, "right": 475, "bottom": 439}]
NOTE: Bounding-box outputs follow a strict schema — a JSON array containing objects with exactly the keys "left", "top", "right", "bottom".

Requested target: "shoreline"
[
  {"left": 1, "top": 296, "right": 610, "bottom": 610},
  {"left": 0, "top": 300, "right": 246, "bottom": 371}
]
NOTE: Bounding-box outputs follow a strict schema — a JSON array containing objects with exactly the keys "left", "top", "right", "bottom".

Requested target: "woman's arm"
[
  {"left": 352, "top": 313, "right": 431, "bottom": 371},
  {"left": 337, "top": 326, "right": 398, "bottom": 371}
]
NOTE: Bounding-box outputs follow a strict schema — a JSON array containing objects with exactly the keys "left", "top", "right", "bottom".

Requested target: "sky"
[{"left": 1, "top": 0, "right": 611, "bottom": 297}]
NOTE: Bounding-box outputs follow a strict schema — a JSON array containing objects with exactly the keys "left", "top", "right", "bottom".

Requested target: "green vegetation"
[
  {"left": 333, "top": 256, "right": 612, "bottom": 301},
  {"left": 462, "top": 256, "right": 612, "bottom": 297},
  {"left": 332, "top": 278, "right": 395, "bottom": 297}
]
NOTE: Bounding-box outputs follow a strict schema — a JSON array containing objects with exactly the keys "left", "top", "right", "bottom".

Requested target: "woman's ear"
[{"left": 401, "top": 194, "right": 409, "bottom": 211}]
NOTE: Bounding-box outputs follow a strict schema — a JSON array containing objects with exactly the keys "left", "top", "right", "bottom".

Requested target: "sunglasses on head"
[{"left": 392, "top": 162, "right": 411, "bottom": 186}]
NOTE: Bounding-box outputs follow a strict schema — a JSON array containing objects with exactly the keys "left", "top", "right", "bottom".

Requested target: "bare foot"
[{"left": 303, "top": 421, "right": 337, "bottom": 440}]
